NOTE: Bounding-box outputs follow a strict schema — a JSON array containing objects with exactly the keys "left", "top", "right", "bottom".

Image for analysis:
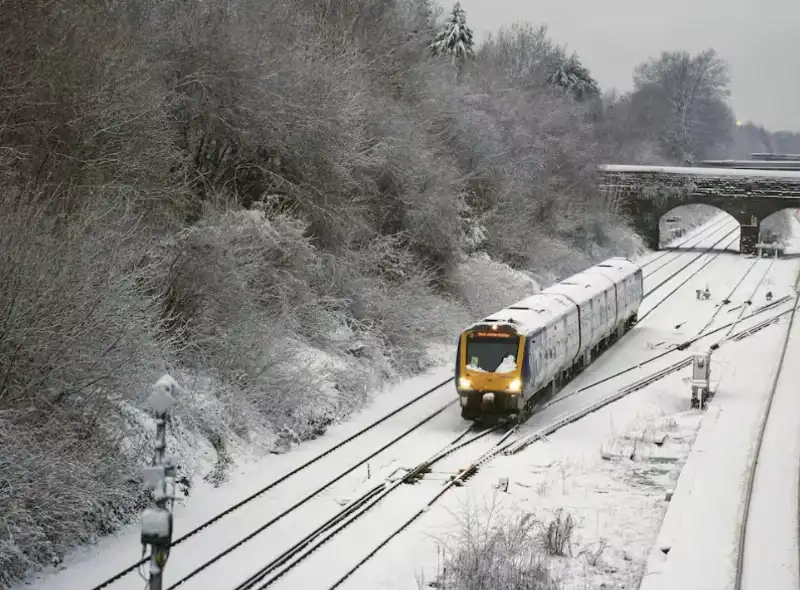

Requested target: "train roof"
[
  {"left": 596, "top": 257, "right": 640, "bottom": 270},
  {"left": 582, "top": 257, "right": 640, "bottom": 283},
  {"left": 543, "top": 274, "right": 611, "bottom": 305},
  {"left": 540, "top": 258, "right": 639, "bottom": 305},
  {"left": 469, "top": 292, "right": 574, "bottom": 335},
  {"left": 463, "top": 258, "right": 641, "bottom": 334}
]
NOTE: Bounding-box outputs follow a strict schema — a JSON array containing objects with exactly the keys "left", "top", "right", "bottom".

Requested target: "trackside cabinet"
[{"left": 690, "top": 351, "right": 711, "bottom": 409}]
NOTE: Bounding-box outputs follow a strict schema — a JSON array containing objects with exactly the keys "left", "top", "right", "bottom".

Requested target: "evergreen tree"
[
  {"left": 429, "top": 2, "right": 475, "bottom": 74},
  {"left": 549, "top": 53, "right": 600, "bottom": 102}
]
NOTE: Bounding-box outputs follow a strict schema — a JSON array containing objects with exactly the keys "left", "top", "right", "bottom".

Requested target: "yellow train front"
[{"left": 455, "top": 322, "right": 529, "bottom": 422}]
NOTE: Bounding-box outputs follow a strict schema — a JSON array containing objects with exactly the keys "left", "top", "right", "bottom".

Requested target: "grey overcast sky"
[{"left": 453, "top": 0, "right": 800, "bottom": 132}]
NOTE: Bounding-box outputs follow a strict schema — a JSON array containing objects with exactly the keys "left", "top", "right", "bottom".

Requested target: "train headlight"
[
  {"left": 507, "top": 379, "right": 522, "bottom": 393},
  {"left": 458, "top": 377, "right": 472, "bottom": 391}
]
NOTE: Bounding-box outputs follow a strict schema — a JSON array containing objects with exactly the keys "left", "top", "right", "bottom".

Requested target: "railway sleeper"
[
  {"left": 404, "top": 465, "right": 432, "bottom": 485},
  {"left": 450, "top": 466, "right": 479, "bottom": 486}
]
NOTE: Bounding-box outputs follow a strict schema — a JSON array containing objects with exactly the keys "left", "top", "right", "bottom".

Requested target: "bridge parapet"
[
  {"left": 599, "top": 165, "right": 800, "bottom": 254},
  {"left": 601, "top": 165, "right": 800, "bottom": 200}
]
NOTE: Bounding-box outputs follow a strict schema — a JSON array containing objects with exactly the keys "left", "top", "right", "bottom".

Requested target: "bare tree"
[
  {"left": 629, "top": 49, "right": 735, "bottom": 163},
  {"left": 474, "top": 23, "right": 563, "bottom": 91}
]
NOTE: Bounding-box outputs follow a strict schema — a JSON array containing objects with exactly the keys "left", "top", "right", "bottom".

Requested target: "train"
[{"left": 455, "top": 257, "right": 644, "bottom": 422}]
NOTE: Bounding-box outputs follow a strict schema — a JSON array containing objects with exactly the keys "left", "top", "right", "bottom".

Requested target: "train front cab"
[{"left": 455, "top": 326, "right": 529, "bottom": 421}]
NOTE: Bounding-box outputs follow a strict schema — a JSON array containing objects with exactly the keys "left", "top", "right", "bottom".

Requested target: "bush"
[
  {"left": 0, "top": 407, "right": 149, "bottom": 587},
  {"left": 448, "top": 253, "right": 540, "bottom": 318},
  {"left": 438, "top": 499, "right": 560, "bottom": 590},
  {"left": 540, "top": 509, "right": 575, "bottom": 557}
]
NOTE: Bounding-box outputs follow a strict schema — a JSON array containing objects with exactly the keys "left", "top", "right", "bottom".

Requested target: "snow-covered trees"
[
  {"left": 730, "top": 123, "right": 800, "bottom": 159},
  {"left": 627, "top": 49, "right": 735, "bottom": 163},
  {"left": 430, "top": 2, "right": 475, "bottom": 73},
  {"left": 475, "top": 23, "right": 563, "bottom": 90},
  {"left": 549, "top": 53, "right": 599, "bottom": 102},
  {"left": 474, "top": 23, "right": 598, "bottom": 102}
]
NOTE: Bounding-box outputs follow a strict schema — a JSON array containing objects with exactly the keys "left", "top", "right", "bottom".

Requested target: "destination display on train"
[{"left": 471, "top": 331, "right": 514, "bottom": 338}]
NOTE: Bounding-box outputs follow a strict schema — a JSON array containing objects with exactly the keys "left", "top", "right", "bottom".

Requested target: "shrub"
[
  {"left": 439, "top": 499, "right": 560, "bottom": 590},
  {"left": 540, "top": 508, "right": 575, "bottom": 557},
  {"left": 447, "top": 253, "right": 540, "bottom": 318}
]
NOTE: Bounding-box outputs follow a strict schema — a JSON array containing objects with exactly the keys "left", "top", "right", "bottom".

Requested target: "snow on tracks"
[
  {"left": 639, "top": 263, "right": 800, "bottom": 590},
  {"left": 19, "top": 365, "right": 459, "bottom": 590},
  {"left": 737, "top": 268, "right": 800, "bottom": 590}
]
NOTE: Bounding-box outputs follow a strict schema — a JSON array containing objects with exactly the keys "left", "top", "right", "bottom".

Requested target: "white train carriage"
[
  {"left": 503, "top": 292, "right": 579, "bottom": 396},
  {"left": 455, "top": 257, "right": 643, "bottom": 421},
  {"left": 536, "top": 257, "right": 642, "bottom": 377},
  {"left": 581, "top": 257, "right": 643, "bottom": 340}
]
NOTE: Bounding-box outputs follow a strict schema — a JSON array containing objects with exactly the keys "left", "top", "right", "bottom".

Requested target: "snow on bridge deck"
[{"left": 601, "top": 164, "right": 800, "bottom": 181}]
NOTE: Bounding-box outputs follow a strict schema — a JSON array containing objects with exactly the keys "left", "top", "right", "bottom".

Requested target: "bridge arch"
[
  {"left": 645, "top": 199, "right": 760, "bottom": 253},
  {"left": 657, "top": 204, "right": 736, "bottom": 249},
  {"left": 759, "top": 208, "right": 799, "bottom": 242}
]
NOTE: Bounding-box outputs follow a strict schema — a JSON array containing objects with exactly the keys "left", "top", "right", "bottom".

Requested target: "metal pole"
[
  {"left": 142, "top": 375, "right": 180, "bottom": 590},
  {"left": 149, "top": 410, "right": 168, "bottom": 590}
]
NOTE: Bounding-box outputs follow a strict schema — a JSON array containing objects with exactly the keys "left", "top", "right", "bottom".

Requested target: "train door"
[
  {"left": 569, "top": 310, "right": 579, "bottom": 357},
  {"left": 528, "top": 329, "right": 542, "bottom": 390},
  {"left": 636, "top": 269, "right": 643, "bottom": 301},
  {"left": 581, "top": 301, "right": 592, "bottom": 351},
  {"left": 624, "top": 277, "right": 631, "bottom": 315},
  {"left": 593, "top": 295, "right": 603, "bottom": 338},
  {"left": 622, "top": 277, "right": 630, "bottom": 318}
]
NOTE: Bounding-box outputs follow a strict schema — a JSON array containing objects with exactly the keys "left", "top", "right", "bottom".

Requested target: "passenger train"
[{"left": 455, "top": 257, "right": 644, "bottom": 422}]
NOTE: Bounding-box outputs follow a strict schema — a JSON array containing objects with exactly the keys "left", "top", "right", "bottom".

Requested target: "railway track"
[
  {"left": 733, "top": 267, "right": 800, "bottom": 590},
  {"left": 163, "top": 399, "right": 466, "bottom": 589},
  {"left": 724, "top": 257, "right": 778, "bottom": 338},
  {"left": 87, "top": 217, "right": 747, "bottom": 590},
  {"left": 310, "top": 303, "right": 800, "bottom": 590},
  {"left": 643, "top": 227, "right": 738, "bottom": 297},
  {"left": 86, "top": 379, "right": 458, "bottom": 590},
  {"left": 228, "top": 426, "right": 513, "bottom": 590},
  {"left": 642, "top": 216, "right": 737, "bottom": 277},
  {"left": 539, "top": 285, "right": 795, "bottom": 413},
  {"left": 637, "top": 231, "right": 740, "bottom": 324},
  {"left": 217, "top": 282, "right": 799, "bottom": 588},
  {"left": 694, "top": 256, "right": 765, "bottom": 337}
]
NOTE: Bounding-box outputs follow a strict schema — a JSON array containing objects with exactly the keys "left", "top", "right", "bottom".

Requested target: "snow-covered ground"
[
  {"left": 739, "top": 297, "right": 800, "bottom": 590},
  {"left": 334, "top": 237, "right": 800, "bottom": 589},
  {"left": 16, "top": 214, "right": 799, "bottom": 590}
]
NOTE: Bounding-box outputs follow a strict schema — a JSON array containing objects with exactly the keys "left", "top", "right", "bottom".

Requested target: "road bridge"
[{"left": 600, "top": 164, "right": 800, "bottom": 254}]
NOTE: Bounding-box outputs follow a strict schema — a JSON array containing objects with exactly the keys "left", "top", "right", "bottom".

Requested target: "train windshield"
[{"left": 465, "top": 334, "right": 520, "bottom": 373}]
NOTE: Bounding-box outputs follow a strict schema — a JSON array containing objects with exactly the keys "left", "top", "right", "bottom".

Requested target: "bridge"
[
  {"left": 697, "top": 160, "right": 800, "bottom": 171},
  {"left": 600, "top": 164, "right": 800, "bottom": 254}
]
